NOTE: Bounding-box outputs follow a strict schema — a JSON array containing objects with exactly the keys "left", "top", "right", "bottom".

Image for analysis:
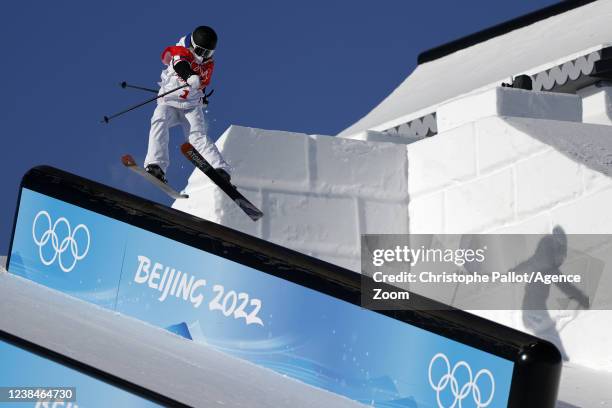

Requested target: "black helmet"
[{"left": 191, "top": 26, "right": 217, "bottom": 59}]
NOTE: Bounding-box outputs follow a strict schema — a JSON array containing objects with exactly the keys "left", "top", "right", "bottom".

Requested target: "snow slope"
[
  {"left": 339, "top": 0, "right": 612, "bottom": 137},
  {"left": 0, "top": 268, "right": 363, "bottom": 408},
  {"left": 557, "top": 363, "right": 612, "bottom": 407}
]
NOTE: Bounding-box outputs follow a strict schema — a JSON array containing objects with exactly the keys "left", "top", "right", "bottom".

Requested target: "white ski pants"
[{"left": 144, "top": 104, "right": 231, "bottom": 174}]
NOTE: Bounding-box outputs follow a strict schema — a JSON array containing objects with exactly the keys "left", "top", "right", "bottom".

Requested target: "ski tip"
[
  {"left": 180, "top": 142, "right": 194, "bottom": 155},
  {"left": 121, "top": 154, "right": 136, "bottom": 167}
]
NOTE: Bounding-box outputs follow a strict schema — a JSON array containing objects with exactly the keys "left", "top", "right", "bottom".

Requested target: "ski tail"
[{"left": 121, "top": 154, "right": 188, "bottom": 200}]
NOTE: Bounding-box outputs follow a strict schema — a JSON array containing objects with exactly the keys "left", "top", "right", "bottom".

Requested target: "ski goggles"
[{"left": 192, "top": 43, "right": 215, "bottom": 59}]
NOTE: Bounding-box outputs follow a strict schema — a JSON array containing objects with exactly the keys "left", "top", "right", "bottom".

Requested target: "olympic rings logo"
[
  {"left": 428, "top": 353, "right": 495, "bottom": 408},
  {"left": 32, "top": 210, "right": 90, "bottom": 273}
]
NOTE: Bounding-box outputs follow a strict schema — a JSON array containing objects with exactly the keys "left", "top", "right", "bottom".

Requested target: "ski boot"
[{"left": 145, "top": 164, "right": 168, "bottom": 184}]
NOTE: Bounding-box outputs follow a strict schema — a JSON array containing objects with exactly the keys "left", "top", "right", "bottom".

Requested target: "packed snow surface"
[{"left": 0, "top": 268, "right": 363, "bottom": 408}]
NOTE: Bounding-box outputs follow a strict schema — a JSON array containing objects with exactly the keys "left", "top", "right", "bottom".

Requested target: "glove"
[{"left": 187, "top": 75, "right": 201, "bottom": 91}]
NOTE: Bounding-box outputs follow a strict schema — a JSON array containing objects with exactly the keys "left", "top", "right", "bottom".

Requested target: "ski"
[
  {"left": 121, "top": 154, "right": 189, "bottom": 200},
  {"left": 180, "top": 142, "right": 264, "bottom": 221}
]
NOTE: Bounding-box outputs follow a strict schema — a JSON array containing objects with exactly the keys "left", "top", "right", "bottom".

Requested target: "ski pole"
[
  {"left": 102, "top": 83, "right": 188, "bottom": 124},
  {"left": 120, "top": 81, "right": 158, "bottom": 94}
]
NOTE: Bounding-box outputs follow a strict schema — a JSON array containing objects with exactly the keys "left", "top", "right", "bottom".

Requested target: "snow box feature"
[{"left": 6, "top": 166, "right": 562, "bottom": 407}]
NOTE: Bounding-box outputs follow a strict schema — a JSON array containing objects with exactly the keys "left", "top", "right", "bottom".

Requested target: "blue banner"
[
  {"left": 0, "top": 340, "right": 161, "bottom": 407},
  {"left": 9, "top": 188, "right": 514, "bottom": 408}
]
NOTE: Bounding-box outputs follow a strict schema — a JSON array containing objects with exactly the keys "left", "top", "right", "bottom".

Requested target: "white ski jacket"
[{"left": 158, "top": 36, "right": 214, "bottom": 109}]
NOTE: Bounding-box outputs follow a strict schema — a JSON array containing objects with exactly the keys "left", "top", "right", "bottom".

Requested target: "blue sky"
[{"left": 0, "top": 0, "right": 559, "bottom": 253}]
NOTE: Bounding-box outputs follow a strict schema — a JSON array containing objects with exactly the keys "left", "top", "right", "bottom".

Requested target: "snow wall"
[{"left": 175, "top": 86, "right": 612, "bottom": 374}]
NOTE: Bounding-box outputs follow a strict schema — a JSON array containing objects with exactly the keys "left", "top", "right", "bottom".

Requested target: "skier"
[{"left": 144, "top": 25, "right": 232, "bottom": 184}]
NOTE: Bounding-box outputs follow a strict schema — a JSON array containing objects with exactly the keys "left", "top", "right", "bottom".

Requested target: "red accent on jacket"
[{"left": 161, "top": 46, "right": 215, "bottom": 87}]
